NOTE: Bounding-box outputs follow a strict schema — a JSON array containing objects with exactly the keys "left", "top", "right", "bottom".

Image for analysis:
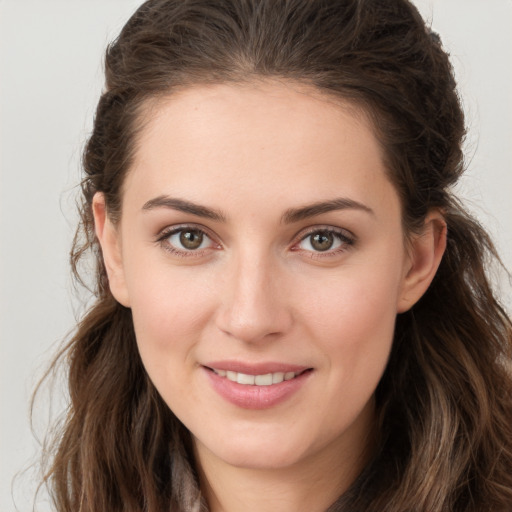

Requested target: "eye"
[
  {"left": 157, "top": 225, "right": 219, "bottom": 256},
  {"left": 170, "top": 229, "right": 208, "bottom": 250},
  {"left": 295, "top": 228, "right": 355, "bottom": 254}
]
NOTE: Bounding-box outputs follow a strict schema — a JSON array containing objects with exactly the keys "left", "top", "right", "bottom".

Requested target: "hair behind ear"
[{"left": 365, "top": 202, "right": 512, "bottom": 510}]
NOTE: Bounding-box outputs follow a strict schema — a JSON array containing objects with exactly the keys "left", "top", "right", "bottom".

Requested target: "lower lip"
[{"left": 203, "top": 367, "right": 312, "bottom": 410}]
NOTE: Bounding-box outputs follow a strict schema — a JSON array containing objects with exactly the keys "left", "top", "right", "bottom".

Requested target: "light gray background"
[{"left": 1, "top": 1, "right": 511, "bottom": 511}]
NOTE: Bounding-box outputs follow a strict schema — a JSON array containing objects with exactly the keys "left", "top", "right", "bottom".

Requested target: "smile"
[
  {"left": 212, "top": 368, "right": 299, "bottom": 386},
  {"left": 204, "top": 364, "right": 313, "bottom": 409}
]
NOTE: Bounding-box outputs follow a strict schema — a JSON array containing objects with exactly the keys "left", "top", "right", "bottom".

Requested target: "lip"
[{"left": 202, "top": 361, "right": 313, "bottom": 410}]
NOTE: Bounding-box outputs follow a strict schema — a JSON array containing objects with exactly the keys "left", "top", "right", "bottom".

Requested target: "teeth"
[
  {"left": 237, "top": 373, "right": 255, "bottom": 385},
  {"left": 213, "top": 369, "right": 298, "bottom": 386},
  {"left": 254, "top": 373, "right": 273, "bottom": 386},
  {"left": 272, "top": 372, "right": 284, "bottom": 384}
]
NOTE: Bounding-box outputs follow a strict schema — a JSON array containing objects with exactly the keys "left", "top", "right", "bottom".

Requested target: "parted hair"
[{"left": 39, "top": 0, "right": 512, "bottom": 510}]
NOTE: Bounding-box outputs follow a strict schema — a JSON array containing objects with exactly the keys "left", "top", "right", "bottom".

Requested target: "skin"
[{"left": 94, "top": 81, "right": 446, "bottom": 512}]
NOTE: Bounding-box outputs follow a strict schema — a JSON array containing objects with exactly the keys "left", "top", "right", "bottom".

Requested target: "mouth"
[
  {"left": 206, "top": 367, "right": 312, "bottom": 386},
  {"left": 203, "top": 363, "right": 313, "bottom": 409}
]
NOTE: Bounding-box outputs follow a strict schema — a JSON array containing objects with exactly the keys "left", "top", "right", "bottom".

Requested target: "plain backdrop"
[{"left": 1, "top": 1, "right": 511, "bottom": 511}]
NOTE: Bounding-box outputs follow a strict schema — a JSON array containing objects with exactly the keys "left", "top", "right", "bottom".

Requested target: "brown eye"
[
  {"left": 162, "top": 227, "right": 215, "bottom": 253},
  {"left": 296, "top": 228, "right": 354, "bottom": 254},
  {"left": 310, "top": 231, "right": 334, "bottom": 251},
  {"left": 179, "top": 229, "right": 204, "bottom": 249}
]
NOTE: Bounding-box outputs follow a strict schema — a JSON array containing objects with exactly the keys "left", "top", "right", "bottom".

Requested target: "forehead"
[
  {"left": 123, "top": 81, "right": 397, "bottom": 217},
  {"left": 136, "top": 80, "right": 377, "bottom": 159}
]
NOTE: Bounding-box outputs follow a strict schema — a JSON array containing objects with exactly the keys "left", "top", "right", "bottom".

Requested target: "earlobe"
[
  {"left": 92, "top": 192, "right": 131, "bottom": 307},
  {"left": 397, "top": 211, "right": 447, "bottom": 313}
]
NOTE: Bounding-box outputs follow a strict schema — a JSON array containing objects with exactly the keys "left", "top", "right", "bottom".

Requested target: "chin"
[
  {"left": 220, "top": 447, "right": 304, "bottom": 471},
  {"left": 195, "top": 427, "right": 311, "bottom": 471}
]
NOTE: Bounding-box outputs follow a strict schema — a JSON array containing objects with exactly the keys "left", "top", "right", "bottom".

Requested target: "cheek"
[
  {"left": 304, "top": 262, "right": 402, "bottom": 340},
  {"left": 127, "top": 268, "right": 218, "bottom": 412},
  {"left": 126, "top": 264, "right": 215, "bottom": 361},
  {"left": 300, "top": 260, "right": 403, "bottom": 390}
]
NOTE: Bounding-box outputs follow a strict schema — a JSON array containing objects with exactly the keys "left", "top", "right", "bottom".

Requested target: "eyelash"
[{"left": 155, "top": 225, "right": 356, "bottom": 259}]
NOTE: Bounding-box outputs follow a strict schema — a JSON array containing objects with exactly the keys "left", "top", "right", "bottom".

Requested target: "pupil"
[
  {"left": 311, "top": 232, "right": 333, "bottom": 251},
  {"left": 180, "top": 230, "right": 203, "bottom": 249}
]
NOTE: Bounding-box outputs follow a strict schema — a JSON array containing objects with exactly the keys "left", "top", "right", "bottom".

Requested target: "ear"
[
  {"left": 397, "top": 211, "right": 447, "bottom": 313},
  {"left": 92, "top": 192, "right": 131, "bottom": 307}
]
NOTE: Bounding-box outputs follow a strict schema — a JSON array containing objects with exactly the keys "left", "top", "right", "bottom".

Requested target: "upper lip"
[{"left": 203, "top": 361, "right": 311, "bottom": 375}]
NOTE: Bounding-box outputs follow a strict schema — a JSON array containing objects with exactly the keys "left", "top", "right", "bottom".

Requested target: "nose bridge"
[{"left": 216, "top": 246, "right": 291, "bottom": 343}]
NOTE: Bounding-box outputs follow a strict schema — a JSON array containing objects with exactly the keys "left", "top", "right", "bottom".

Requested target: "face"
[{"left": 95, "top": 81, "right": 439, "bottom": 477}]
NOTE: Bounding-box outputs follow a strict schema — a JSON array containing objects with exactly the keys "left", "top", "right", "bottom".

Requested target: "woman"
[{"left": 40, "top": 0, "right": 512, "bottom": 510}]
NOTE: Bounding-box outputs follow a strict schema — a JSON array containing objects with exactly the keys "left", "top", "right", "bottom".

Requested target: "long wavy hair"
[{"left": 37, "top": 0, "right": 512, "bottom": 510}]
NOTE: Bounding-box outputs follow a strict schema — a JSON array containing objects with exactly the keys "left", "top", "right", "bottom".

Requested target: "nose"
[{"left": 215, "top": 252, "right": 293, "bottom": 344}]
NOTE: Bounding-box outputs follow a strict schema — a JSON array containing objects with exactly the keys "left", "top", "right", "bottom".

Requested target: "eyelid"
[{"left": 156, "top": 222, "right": 217, "bottom": 240}]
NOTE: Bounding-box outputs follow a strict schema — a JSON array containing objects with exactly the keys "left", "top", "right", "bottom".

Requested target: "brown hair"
[{"left": 38, "top": 0, "right": 512, "bottom": 510}]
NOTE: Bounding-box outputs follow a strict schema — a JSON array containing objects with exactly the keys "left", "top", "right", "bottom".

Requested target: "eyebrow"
[
  {"left": 141, "top": 195, "right": 227, "bottom": 222},
  {"left": 282, "top": 197, "right": 375, "bottom": 224},
  {"left": 141, "top": 195, "right": 374, "bottom": 223}
]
